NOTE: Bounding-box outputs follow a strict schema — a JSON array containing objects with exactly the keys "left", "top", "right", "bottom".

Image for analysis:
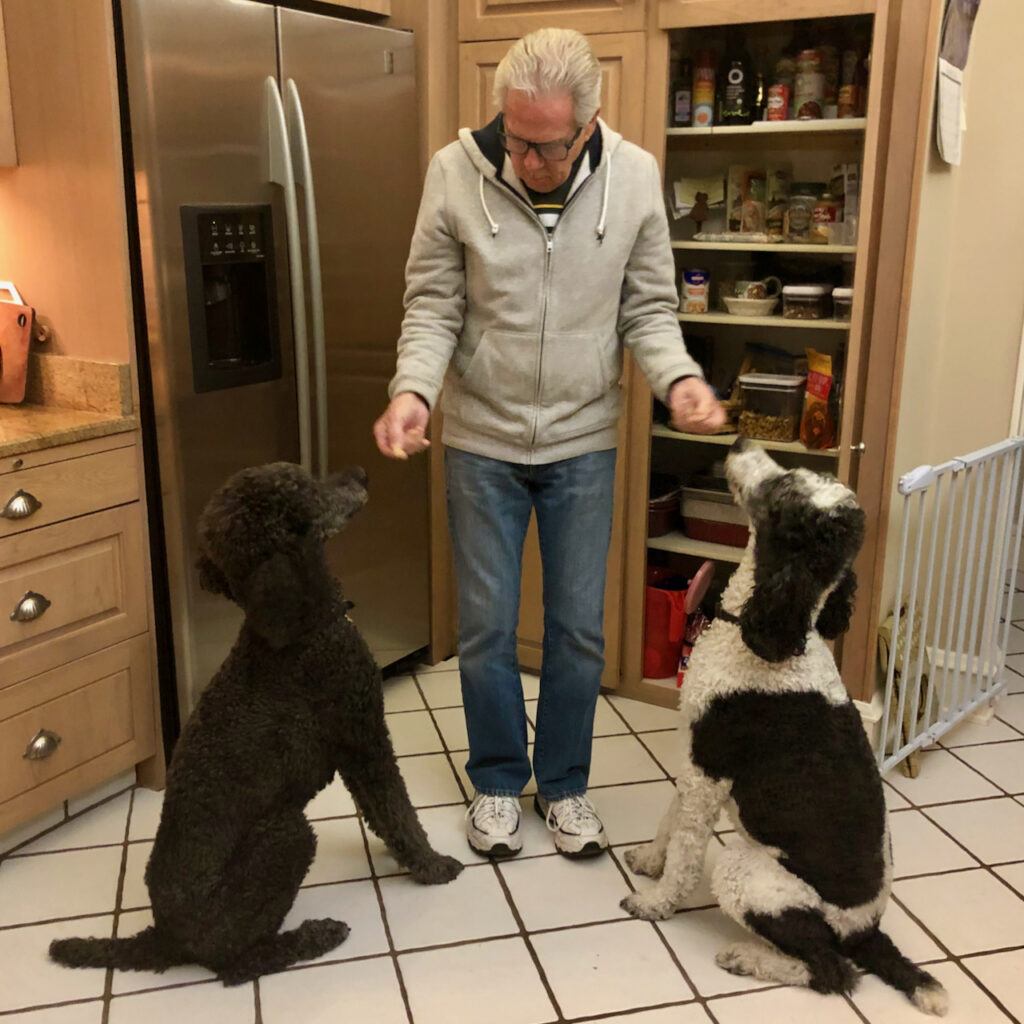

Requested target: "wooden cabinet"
[
  {"left": 459, "top": 31, "right": 647, "bottom": 143},
  {"left": 318, "top": 0, "right": 392, "bottom": 14},
  {"left": 619, "top": 0, "right": 903, "bottom": 707},
  {"left": 459, "top": 0, "right": 646, "bottom": 42},
  {"left": 0, "top": 435, "right": 156, "bottom": 834},
  {"left": 457, "top": 29, "right": 646, "bottom": 685}
]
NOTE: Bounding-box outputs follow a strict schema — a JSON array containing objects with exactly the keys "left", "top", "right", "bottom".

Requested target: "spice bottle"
[
  {"left": 767, "top": 56, "right": 795, "bottom": 121},
  {"left": 795, "top": 49, "right": 825, "bottom": 119},
  {"left": 753, "top": 71, "right": 767, "bottom": 122},
  {"left": 786, "top": 182, "right": 821, "bottom": 242},
  {"left": 692, "top": 50, "right": 716, "bottom": 127}
]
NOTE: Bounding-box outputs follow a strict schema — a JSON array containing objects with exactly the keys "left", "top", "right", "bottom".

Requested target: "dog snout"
[{"left": 725, "top": 441, "right": 785, "bottom": 510}]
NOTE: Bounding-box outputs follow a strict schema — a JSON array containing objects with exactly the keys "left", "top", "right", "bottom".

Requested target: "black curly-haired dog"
[
  {"left": 621, "top": 440, "right": 948, "bottom": 1016},
  {"left": 51, "top": 462, "right": 462, "bottom": 985}
]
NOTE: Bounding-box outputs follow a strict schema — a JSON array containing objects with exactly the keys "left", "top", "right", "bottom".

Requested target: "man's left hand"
[{"left": 667, "top": 378, "right": 726, "bottom": 433}]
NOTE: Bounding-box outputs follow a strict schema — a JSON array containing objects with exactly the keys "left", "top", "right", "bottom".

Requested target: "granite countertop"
[{"left": 0, "top": 354, "right": 137, "bottom": 458}]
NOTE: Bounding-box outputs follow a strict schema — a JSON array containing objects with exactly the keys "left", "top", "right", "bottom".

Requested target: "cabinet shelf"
[
  {"left": 651, "top": 424, "right": 839, "bottom": 458},
  {"left": 647, "top": 531, "right": 744, "bottom": 563},
  {"left": 666, "top": 118, "right": 867, "bottom": 138},
  {"left": 672, "top": 241, "right": 857, "bottom": 255},
  {"left": 677, "top": 312, "right": 849, "bottom": 330}
]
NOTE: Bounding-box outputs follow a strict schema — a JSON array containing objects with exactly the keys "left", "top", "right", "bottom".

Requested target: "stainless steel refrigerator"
[{"left": 118, "top": 0, "right": 429, "bottom": 720}]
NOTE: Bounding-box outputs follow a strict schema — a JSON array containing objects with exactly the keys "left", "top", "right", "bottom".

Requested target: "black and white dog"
[{"left": 621, "top": 440, "right": 948, "bottom": 1015}]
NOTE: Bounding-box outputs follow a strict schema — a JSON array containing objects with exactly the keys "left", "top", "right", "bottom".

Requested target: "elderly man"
[{"left": 374, "top": 28, "right": 724, "bottom": 860}]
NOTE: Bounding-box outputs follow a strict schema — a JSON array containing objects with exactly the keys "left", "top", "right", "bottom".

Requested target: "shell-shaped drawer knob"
[
  {"left": 1, "top": 489, "right": 42, "bottom": 520},
  {"left": 11, "top": 591, "right": 51, "bottom": 623},
  {"left": 23, "top": 728, "right": 62, "bottom": 761}
]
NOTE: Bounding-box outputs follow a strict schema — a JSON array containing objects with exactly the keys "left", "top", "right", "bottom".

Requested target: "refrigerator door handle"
[
  {"left": 265, "top": 75, "right": 312, "bottom": 474},
  {"left": 284, "top": 78, "right": 328, "bottom": 480}
]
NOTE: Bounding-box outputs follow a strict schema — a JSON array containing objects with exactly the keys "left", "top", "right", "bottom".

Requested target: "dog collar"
[{"left": 715, "top": 605, "right": 741, "bottom": 626}]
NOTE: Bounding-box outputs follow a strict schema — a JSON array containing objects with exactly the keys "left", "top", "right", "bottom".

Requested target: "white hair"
[{"left": 492, "top": 28, "right": 602, "bottom": 127}]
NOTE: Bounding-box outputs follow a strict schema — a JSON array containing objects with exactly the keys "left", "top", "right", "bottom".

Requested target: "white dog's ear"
[
  {"left": 816, "top": 568, "right": 858, "bottom": 639},
  {"left": 739, "top": 562, "right": 819, "bottom": 662}
]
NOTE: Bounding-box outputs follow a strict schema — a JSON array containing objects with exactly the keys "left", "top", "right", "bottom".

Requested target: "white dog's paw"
[
  {"left": 623, "top": 844, "right": 664, "bottom": 879},
  {"left": 715, "top": 944, "right": 755, "bottom": 977},
  {"left": 620, "top": 891, "right": 674, "bottom": 921}
]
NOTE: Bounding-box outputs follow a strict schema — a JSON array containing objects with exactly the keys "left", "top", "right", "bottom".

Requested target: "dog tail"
[
  {"left": 50, "top": 926, "right": 185, "bottom": 973},
  {"left": 842, "top": 927, "right": 949, "bottom": 1016}
]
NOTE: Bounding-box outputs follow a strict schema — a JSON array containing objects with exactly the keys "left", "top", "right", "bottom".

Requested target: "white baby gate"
[{"left": 877, "top": 437, "right": 1024, "bottom": 773}]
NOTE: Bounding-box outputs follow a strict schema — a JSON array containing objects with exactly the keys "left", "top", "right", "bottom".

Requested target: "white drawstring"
[
  {"left": 595, "top": 148, "right": 612, "bottom": 244},
  {"left": 479, "top": 174, "right": 499, "bottom": 237}
]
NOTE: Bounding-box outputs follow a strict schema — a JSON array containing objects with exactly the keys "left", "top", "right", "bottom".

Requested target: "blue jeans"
[{"left": 444, "top": 446, "right": 616, "bottom": 800}]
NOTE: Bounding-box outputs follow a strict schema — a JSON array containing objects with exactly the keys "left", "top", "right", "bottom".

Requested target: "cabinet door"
[
  {"left": 459, "top": 32, "right": 646, "bottom": 143},
  {"left": 459, "top": 0, "right": 645, "bottom": 43}
]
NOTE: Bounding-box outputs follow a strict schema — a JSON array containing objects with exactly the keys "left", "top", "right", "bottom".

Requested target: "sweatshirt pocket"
[
  {"left": 455, "top": 329, "right": 539, "bottom": 441},
  {"left": 537, "top": 330, "right": 620, "bottom": 440}
]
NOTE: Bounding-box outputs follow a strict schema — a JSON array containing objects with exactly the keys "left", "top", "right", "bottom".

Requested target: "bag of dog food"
[{"left": 800, "top": 348, "right": 836, "bottom": 449}]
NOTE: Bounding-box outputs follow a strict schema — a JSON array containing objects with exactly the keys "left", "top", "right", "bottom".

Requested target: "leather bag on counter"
[{"left": 0, "top": 299, "right": 32, "bottom": 404}]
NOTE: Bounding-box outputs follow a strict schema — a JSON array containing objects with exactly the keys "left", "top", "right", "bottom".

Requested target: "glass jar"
[
  {"left": 782, "top": 284, "right": 832, "bottom": 320},
  {"left": 786, "top": 182, "right": 822, "bottom": 242},
  {"left": 794, "top": 49, "right": 825, "bottom": 119},
  {"left": 811, "top": 191, "right": 844, "bottom": 245}
]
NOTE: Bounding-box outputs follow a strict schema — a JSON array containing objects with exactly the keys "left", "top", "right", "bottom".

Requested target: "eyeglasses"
[{"left": 497, "top": 124, "right": 583, "bottom": 162}]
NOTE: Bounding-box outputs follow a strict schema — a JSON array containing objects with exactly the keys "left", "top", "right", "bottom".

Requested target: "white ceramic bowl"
[{"left": 723, "top": 296, "right": 780, "bottom": 317}]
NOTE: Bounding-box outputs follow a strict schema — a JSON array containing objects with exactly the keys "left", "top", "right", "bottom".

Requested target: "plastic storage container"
[
  {"left": 782, "top": 284, "right": 832, "bottom": 320},
  {"left": 680, "top": 486, "right": 750, "bottom": 548},
  {"left": 737, "top": 373, "right": 807, "bottom": 442},
  {"left": 833, "top": 287, "right": 853, "bottom": 321}
]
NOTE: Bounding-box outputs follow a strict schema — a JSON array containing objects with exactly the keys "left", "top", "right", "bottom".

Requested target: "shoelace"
[
  {"left": 466, "top": 795, "right": 519, "bottom": 832},
  {"left": 544, "top": 794, "right": 601, "bottom": 835}
]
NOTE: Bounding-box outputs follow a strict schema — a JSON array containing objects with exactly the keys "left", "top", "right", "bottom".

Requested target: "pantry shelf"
[
  {"left": 651, "top": 424, "right": 840, "bottom": 458},
  {"left": 647, "top": 531, "right": 745, "bottom": 564},
  {"left": 666, "top": 118, "right": 867, "bottom": 138},
  {"left": 671, "top": 241, "right": 857, "bottom": 255},
  {"left": 677, "top": 312, "right": 850, "bottom": 330}
]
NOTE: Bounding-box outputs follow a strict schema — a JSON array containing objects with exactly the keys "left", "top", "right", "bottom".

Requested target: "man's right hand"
[{"left": 373, "top": 392, "right": 431, "bottom": 460}]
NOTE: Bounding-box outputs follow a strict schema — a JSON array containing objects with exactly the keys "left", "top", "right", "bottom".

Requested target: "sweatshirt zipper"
[
  {"left": 483, "top": 166, "right": 605, "bottom": 452},
  {"left": 530, "top": 233, "right": 555, "bottom": 448}
]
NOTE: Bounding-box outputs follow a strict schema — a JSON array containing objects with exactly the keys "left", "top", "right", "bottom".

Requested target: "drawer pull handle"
[
  {"left": 23, "top": 728, "right": 62, "bottom": 761},
  {"left": 11, "top": 591, "right": 51, "bottom": 622},
  {"left": 2, "top": 489, "right": 42, "bottom": 520}
]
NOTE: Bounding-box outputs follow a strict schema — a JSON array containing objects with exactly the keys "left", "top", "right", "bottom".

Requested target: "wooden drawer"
[
  {"left": 0, "top": 441, "right": 138, "bottom": 539},
  {"left": 0, "top": 636, "right": 155, "bottom": 834},
  {"left": 0, "top": 504, "right": 148, "bottom": 686}
]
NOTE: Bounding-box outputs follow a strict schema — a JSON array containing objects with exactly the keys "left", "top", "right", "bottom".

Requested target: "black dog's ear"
[
  {"left": 197, "top": 554, "right": 231, "bottom": 597},
  {"left": 739, "top": 562, "right": 820, "bottom": 662},
  {"left": 816, "top": 568, "right": 858, "bottom": 639},
  {"left": 235, "top": 539, "right": 319, "bottom": 650}
]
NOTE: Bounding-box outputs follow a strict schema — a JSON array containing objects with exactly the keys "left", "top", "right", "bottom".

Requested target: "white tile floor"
[{"left": 4, "top": 641, "right": 1024, "bottom": 1024}]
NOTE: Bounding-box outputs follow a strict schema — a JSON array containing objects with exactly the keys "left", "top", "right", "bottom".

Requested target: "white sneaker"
[
  {"left": 465, "top": 793, "right": 522, "bottom": 857},
  {"left": 535, "top": 793, "right": 609, "bottom": 858}
]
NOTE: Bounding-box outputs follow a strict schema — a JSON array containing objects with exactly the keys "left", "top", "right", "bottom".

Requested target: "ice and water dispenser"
[{"left": 180, "top": 205, "right": 282, "bottom": 393}]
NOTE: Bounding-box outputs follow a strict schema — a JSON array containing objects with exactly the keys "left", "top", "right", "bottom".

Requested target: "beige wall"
[
  {"left": 894, "top": 3, "right": 1024, "bottom": 469},
  {"left": 877, "top": 1, "right": 1024, "bottom": 664}
]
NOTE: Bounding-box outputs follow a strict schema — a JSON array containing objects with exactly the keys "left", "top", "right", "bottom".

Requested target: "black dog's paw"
[{"left": 410, "top": 853, "right": 464, "bottom": 885}]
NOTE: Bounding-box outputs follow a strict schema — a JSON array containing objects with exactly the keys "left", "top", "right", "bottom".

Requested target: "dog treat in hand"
[{"left": 800, "top": 349, "right": 836, "bottom": 450}]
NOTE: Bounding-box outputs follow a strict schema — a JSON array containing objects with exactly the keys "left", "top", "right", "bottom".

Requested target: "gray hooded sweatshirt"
[{"left": 388, "top": 118, "right": 703, "bottom": 465}]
